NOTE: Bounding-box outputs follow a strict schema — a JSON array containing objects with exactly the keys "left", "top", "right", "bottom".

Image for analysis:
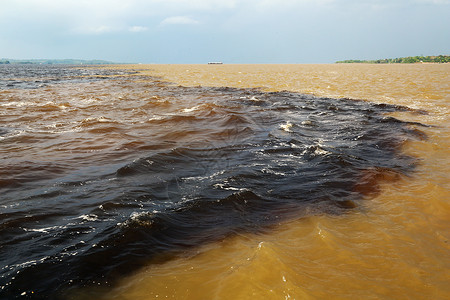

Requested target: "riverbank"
[{"left": 336, "top": 55, "right": 450, "bottom": 64}]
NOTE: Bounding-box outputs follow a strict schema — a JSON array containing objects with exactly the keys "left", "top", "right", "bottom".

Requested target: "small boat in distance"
[{"left": 208, "top": 62, "right": 223, "bottom": 64}]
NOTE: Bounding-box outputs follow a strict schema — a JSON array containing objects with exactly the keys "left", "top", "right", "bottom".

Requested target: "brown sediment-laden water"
[{"left": 0, "top": 64, "right": 448, "bottom": 299}]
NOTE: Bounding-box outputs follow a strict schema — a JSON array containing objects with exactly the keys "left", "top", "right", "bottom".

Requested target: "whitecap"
[
  {"left": 182, "top": 105, "right": 201, "bottom": 113},
  {"left": 75, "top": 214, "right": 99, "bottom": 222},
  {"left": 280, "top": 121, "right": 293, "bottom": 132}
]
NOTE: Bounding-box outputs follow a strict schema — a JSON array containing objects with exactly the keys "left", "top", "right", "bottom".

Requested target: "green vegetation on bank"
[
  {"left": 336, "top": 55, "right": 450, "bottom": 64},
  {"left": 0, "top": 58, "right": 119, "bottom": 65}
]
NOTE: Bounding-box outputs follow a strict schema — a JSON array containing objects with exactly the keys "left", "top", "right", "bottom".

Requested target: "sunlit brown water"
[
  {"left": 1, "top": 64, "right": 448, "bottom": 299},
  {"left": 98, "top": 64, "right": 450, "bottom": 299}
]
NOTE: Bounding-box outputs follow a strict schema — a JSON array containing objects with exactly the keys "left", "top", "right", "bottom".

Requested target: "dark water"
[
  {"left": 0, "top": 65, "right": 426, "bottom": 299},
  {"left": 0, "top": 64, "right": 134, "bottom": 90}
]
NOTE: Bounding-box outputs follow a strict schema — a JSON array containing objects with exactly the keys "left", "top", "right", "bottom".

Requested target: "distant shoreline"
[
  {"left": 336, "top": 55, "right": 449, "bottom": 64},
  {"left": 0, "top": 58, "right": 120, "bottom": 65}
]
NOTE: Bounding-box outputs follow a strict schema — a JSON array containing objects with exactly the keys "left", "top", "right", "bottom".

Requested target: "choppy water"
[
  {"left": 0, "top": 64, "right": 448, "bottom": 299},
  {"left": 0, "top": 64, "right": 135, "bottom": 90}
]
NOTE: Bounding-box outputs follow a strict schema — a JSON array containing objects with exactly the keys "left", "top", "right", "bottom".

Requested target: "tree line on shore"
[{"left": 336, "top": 55, "right": 450, "bottom": 64}]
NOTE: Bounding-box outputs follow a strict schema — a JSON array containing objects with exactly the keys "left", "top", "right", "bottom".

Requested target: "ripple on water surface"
[{"left": 0, "top": 65, "right": 434, "bottom": 298}]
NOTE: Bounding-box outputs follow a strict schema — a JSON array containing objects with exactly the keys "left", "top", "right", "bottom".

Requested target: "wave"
[{"left": 0, "top": 68, "right": 428, "bottom": 298}]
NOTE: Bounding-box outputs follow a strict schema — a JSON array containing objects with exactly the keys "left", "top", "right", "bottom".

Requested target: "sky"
[{"left": 0, "top": 0, "right": 449, "bottom": 63}]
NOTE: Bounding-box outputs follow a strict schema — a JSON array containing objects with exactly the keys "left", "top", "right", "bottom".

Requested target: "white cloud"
[
  {"left": 129, "top": 26, "right": 149, "bottom": 32},
  {"left": 160, "top": 16, "right": 200, "bottom": 26},
  {"left": 0, "top": 0, "right": 235, "bottom": 34},
  {"left": 72, "top": 25, "right": 117, "bottom": 35},
  {"left": 0, "top": 0, "right": 237, "bottom": 18},
  {"left": 415, "top": 0, "right": 450, "bottom": 4},
  {"left": 139, "top": 0, "right": 238, "bottom": 12}
]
